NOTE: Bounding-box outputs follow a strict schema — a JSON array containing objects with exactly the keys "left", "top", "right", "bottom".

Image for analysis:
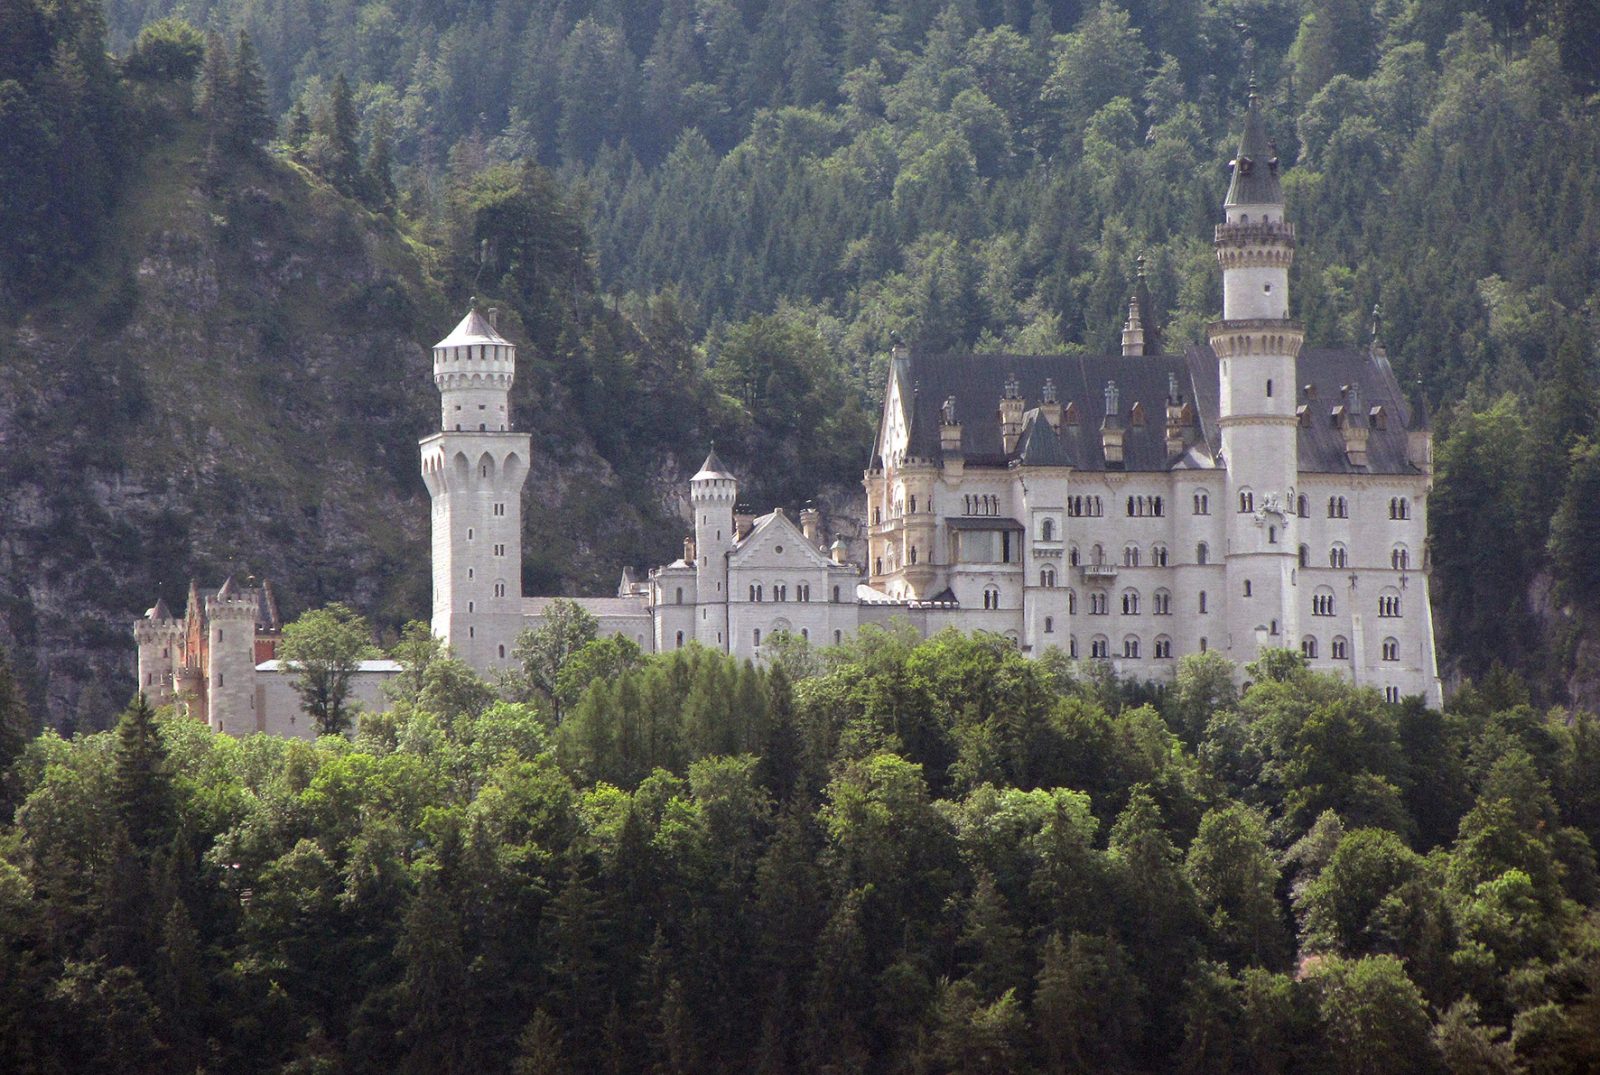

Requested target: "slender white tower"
[
  {"left": 690, "top": 447, "right": 736, "bottom": 650},
  {"left": 419, "top": 305, "right": 531, "bottom": 671},
  {"left": 1210, "top": 89, "right": 1303, "bottom": 660}
]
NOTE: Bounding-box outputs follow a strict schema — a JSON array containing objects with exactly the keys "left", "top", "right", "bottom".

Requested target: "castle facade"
[{"left": 134, "top": 93, "right": 1442, "bottom": 735}]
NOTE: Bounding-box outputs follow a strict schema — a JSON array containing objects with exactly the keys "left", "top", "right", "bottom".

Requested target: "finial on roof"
[
  {"left": 1370, "top": 303, "right": 1383, "bottom": 342},
  {"left": 1168, "top": 371, "right": 1180, "bottom": 403},
  {"left": 1104, "top": 380, "right": 1120, "bottom": 414},
  {"left": 1136, "top": 251, "right": 1147, "bottom": 279}
]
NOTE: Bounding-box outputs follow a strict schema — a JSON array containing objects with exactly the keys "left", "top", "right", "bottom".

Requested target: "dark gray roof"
[
  {"left": 899, "top": 352, "right": 1205, "bottom": 471},
  {"left": 889, "top": 343, "right": 1422, "bottom": 476},
  {"left": 1017, "top": 408, "right": 1073, "bottom": 466},
  {"left": 1225, "top": 94, "right": 1283, "bottom": 206}
]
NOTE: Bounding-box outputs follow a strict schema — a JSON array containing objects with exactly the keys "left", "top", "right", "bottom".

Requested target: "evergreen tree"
[
  {"left": 113, "top": 693, "right": 173, "bottom": 854},
  {"left": 228, "top": 31, "right": 273, "bottom": 151}
]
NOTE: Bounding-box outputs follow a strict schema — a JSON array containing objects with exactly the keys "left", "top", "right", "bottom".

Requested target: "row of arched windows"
[
  {"left": 747, "top": 582, "right": 814, "bottom": 602},
  {"left": 1067, "top": 543, "right": 1172, "bottom": 567},
  {"left": 1300, "top": 636, "right": 1350, "bottom": 660},
  {"left": 964, "top": 494, "right": 999, "bottom": 515},
  {"left": 1066, "top": 634, "right": 1176, "bottom": 660},
  {"left": 1310, "top": 588, "right": 1403, "bottom": 617},
  {"left": 1126, "top": 495, "right": 1164, "bottom": 517},
  {"left": 1067, "top": 496, "right": 1104, "bottom": 517}
]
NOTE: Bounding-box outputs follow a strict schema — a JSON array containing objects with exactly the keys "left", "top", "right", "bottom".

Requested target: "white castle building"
[{"left": 134, "top": 93, "right": 1442, "bottom": 735}]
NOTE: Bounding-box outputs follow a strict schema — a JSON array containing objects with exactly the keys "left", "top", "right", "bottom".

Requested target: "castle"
[{"left": 134, "top": 92, "right": 1443, "bottom": 735}]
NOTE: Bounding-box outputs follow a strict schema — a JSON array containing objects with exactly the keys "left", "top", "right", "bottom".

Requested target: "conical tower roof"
[
  {"left": 692, "top": 446, "right": 735, "bottom": 481},
  {"left": 148, "top": 598, "right": 173, "bottom": 620},
  {"left": 1225, "top": 90, "right": 1283, "bottom": 206},
  {"left": 434, "top": 305, "right": 509, "bottom": 349}
]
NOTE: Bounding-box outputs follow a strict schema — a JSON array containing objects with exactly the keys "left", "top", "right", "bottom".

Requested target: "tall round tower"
[
  {"left": 205, "top": 576, "right": 262, "bottom": 735},
  {"left": 133, "top": 598, "right": 183, "bottom": 707},
  {"left": 690, "top": 448, "right": 737, "bottom": 649},
  {"left": 419, "top": 304, "right": 532, "bottom": 672},
  {"left": 1210, "top": 89, "right": 1303, "bottom": 659}
]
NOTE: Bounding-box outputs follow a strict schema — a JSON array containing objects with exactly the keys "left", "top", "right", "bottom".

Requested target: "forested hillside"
[
  {"left": 2, "top": 629, "right": 1599, "bottom": 1071},
  {"left": 4, "top": 0, "right": 1600, "bottom": 720}
]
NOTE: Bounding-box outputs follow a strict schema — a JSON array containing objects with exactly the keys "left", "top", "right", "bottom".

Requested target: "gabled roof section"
[
  {"left": 1017, "top": 409, "right": 1073, "bottom": 467},
  {"left": 730, "top": 509, "right": 848, "bottom": 571},
  {"left": 1225, "top": 91, "right": 1283, "bottom": 206},
  {"left": 435, "top": 306, "right": 509, "bottom": 349}
]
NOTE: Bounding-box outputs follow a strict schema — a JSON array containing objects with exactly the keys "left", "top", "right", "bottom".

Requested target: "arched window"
[
  {"left": 908, "top": 546, "right": 917, "bottom": 564},
  {"left": 675, "top": 587, "right": 684, "bottom": 604},
  {"left": 1067, "top": 589, "right": 1078, "bottom": 615},
  {"left": 833, "top": 585, "right": 841, "bottom": 602},
  {"left": 1239, "top": 490, "right": 1254, "bottom": 513},
  {"left": 1268, "top": 525, "right": 1277, "bottom": 544},
  {"left": 1123, "top": 544, "right": 1140, "bottom": 567},
  {"left": 1378, "top": 591, "right": 1402, "bottom": 617},
  {"left": 494, "top": 581, "right": 506, "bottom": 598},
  {"left": 1127, "top": 496, "right": 1137, "bottom": 517},
  {"left": 1122, "top": 635, "right": 1141, "bottom": 659},
  {"left": 1312, "top": 587, "right": 1336, "bottom": 616},
  {"left": 1301, "top": 636, "right": 1318, "bottom": 659},
  {"left": 1297, "top": 494, "right": 1309, "bottom": 517},
  {"left": 1040, "top": 567, "right": 1057, "bottom": 588},
  {"left": 1151, "top": 544, "right": 1168, "bottom": 566},
  {"left": 1092, "top": 543, "right": 1105, "bottom": 565},
  {"left": 1041, "top": 518, "right": 1055, "bottom": 541},
  {"left": 1328, "top": 496, "right": 1348, "bottom": 519},
  {"left": 801, "top": 628, "right": 809, "bottom": 640},
  {"left": 835, "top": 630, "right": 843, "bottom": 644},
  {"left": 675, "top": 631, "right": 684, "bottom": 648},
  {"left": 1196, "top": 542, "right": 1209, "bottom": 565},
  {"left": 754, "top": 628, "right": 761, "bottom": 646},
  {"left": 1298, "top": 544, "right": 1310, "bottom": 568},
  {"left": 1385, "top": 686, "right": 1401, "bottom": 703},
  {"left": 1382, "top": 637, "right": 1399, "bottom": 661},
  {"left": 1154, "top": 636, "right": 1173, "bottom": 658},
  {"left": 1121, "top": 589, "right": 1140, "bottom": 615},
  {"left": 1091, "top": 636, "right": 1110, "bottom": 659},
  {"left": 1193, "top": 491, "right": 1210, "bottom": 515},
  {"left": 1069, "top": 636, "right": 1079, "bottom": 658},
  {"left": 1044, "top": 616, "right": 1054, "bottom": 633},
  {"left": 1090, "top": 591, "right": 1108, "bottom": 615},
  {"left": 1329, "top": 544, "right": 1348, "bottom": 569},
  {"left": 1199, "top": 590, "right": 1209, "bottom": 613},
  {"left": 1153, "top": 589, "right": 1171, "bottom": 615},
  {"left": 983, "top": 586, "right": 1001, "bottom": 610},
  {"left": 499, "top": 645, "right": 507, "bottom": 659},
  {"left": 874, "top": 557, "right": 883, "bottom": 575},
  {"left": 1069, "top": 545, "right": 1080, "bottom": 566},
  {"left": 1243, "top": 580, "right": 1253, "bottom": 597},
  {"left": 1153, "top": 497, "right": 1164, "bottom": 516},
  {"left": 1392, "top": 545, "right": 1409, "bottom": 570},
  {"left": 909, "top": 495, "right": 917, "bottom": 514},
  {"left": 1332, "top": 636, "right": 1348, "bottom": 660}
]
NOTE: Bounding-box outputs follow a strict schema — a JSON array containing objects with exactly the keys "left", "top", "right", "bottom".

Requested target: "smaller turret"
[
  {"left": 690, "top": 446, "right": 737, "bottom": 648},
  {"left": 433, "top": 302, "right": 516, "bottom": 432},
  {"left": 133, "top": 598, "right": 183, "bottom": 708},
  {"left": 1121, "top": 295, "right": 1146, "bottom": 357},
  {"left": 204, "top": 576, "right": 263, "bottom": 736}
]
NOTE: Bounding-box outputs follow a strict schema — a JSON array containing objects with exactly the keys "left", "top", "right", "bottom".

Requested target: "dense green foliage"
[{"left": 3, "top": 628, "right": 1599, "bottom": 1071}]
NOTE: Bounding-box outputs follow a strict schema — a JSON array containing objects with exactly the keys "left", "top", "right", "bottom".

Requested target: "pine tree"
[
  {"left": 228, "top": 31, "right": 273, "bottom": 151},
  {"left": 113, "top": 693, "right": 174, "bottom": 855},
  {"left": 364, "top": 107, "right": 397, "bottom": 209}
]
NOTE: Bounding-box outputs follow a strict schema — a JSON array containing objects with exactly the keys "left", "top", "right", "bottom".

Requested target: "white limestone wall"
[
  {"left": 255, "top": 661, "right": 400, "bottom": 739},
  {"left": 206, "top": 598, "right": 261, "bottom": 736}
]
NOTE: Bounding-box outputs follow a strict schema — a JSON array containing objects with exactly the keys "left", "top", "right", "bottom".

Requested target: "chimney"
[
  {"left": 1338, "top": 383, "right": 1369, "bottom": 467},
  {"left": 734, "top": 504, "right": 756, "bottom": 540},
  {"left": 800, "top": 504, "right": 822, "bottom": 546},
  {"left": 1101, "top": 381, "right": 1124, "bottom": 467},
  {"left": 1165, "top": 372, "right": 1186, "bottom": 457},
  {"left": 1121, "top": 295, "right": 1146, "bottom": 357},
  {"left": 487, "top": 306, "right": 499, "bottom": 329},
  {"left": 999, "top": 373, "right": 1025, "bottom": 454},
  {"left": 939, "top": 395, "right": 962, "bottom": 452},
  {"left": 830, "top": 537, "right": 849, "bottom": 564},
  {"left": 1040, "top": 377, "right": 1062, "bottom": 430}
]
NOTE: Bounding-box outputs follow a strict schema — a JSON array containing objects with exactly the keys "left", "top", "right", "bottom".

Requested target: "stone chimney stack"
[
  {"left": 1165, "top": 371, "right": 1187, "bottom": 457},
  {"left": 800, "top": 504, "right": 822, "bottom": 546},
  {"left": 1338, "top": 383, "right": 1369, "bottom": 467},
  {"left": 1101, "top": 381, "right": 1125, "bottom": 467},
  {"left": 939, "top": 395, "right": 964, "bottom": 477},
  {"left": 999, "top": 373, "right": 1025, "bottom": 454},
  {"left": 1040, "top": 378, "right": 1062, "bottom": 430},
  {"left": 830, "top": 537, "right": 849, "bottom": 564}
]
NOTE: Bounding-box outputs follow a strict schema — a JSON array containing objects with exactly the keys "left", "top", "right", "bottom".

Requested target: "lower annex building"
[{"left": 133, "top": 92, "right": 1442, "bottom": 736}]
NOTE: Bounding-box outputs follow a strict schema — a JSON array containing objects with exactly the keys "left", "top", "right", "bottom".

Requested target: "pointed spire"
[
  {"left": 692, "top": 443, "right": 735, "bottom": 481},
  {"left": 1121, "top": 293, "right": 1146, "bottom": 357},
  {"left": 1225, "top": 88, "right": 1283, "bottom": 207},
  {"left": 149, "top": 597, "right": 173, "bottom": 620},
  {"left": 216, "top": 574, "right": 238, "bottom": 599}
]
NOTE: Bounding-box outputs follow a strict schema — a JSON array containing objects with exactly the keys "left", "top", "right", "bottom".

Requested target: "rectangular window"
[{"left": 954, "top": 530, "right": 1018, "bottom": 563}]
